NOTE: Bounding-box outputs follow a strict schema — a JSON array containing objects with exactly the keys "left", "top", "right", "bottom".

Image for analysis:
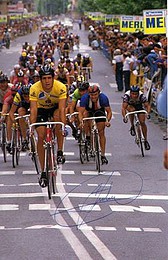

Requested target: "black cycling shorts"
[
  {"left": 88, "top": 109, "right": 106, "bottom": 123},
  {"left": 36, "top": 105, "right": 58, "bottom": 126}
]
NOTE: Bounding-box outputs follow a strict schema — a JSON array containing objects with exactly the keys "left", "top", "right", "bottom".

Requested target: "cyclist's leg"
[
  {"left": 97, "top": 122, "right": 106, "bottom": 156},
  {"left": 36, "top": 125, "right": 46, "bottom": 171},
  {"left": 53, "top": 108, "right": 65, "bottom": 164},
  {"left": 138, "top": 113, "right": 150, "bottom": 150},
  {"left": 18, "top": 107, "right": 27, "bottom": 139},
  {"left": 127, "top": 105, "right": 136, "bottom": 136}
]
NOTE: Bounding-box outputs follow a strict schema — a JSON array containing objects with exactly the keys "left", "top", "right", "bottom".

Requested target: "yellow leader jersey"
[{"left": 29, "top": 80, "right": 67, "bottom": 109}]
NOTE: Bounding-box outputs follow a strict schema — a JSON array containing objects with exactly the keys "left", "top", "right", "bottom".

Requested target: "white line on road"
[{"left": 54, "top": 168, "right": 117, "bottom": 260}]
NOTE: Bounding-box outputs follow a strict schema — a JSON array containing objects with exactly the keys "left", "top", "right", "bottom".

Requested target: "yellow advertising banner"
[
  {"left": 105, "top": 15, "right": 120, "bottom": 26},
  {"left": 143, "top": 9, "right": 166, "bottom": 34},
  {"left": 9, "top": 14, "right": 22, "bottom": 20},
  {"left": 120, "top": 16, "right": 143, "bottom": 33},
  {"left": 0, "top": 15, "right": 7, "bottom": 23},
  {"left": 90, "top": 12, "right": 105, "bottom": 21}
]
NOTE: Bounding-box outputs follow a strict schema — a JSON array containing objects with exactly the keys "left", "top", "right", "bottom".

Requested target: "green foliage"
[{"left": 78, "top": 0, "right": 167, "bottom": 15}]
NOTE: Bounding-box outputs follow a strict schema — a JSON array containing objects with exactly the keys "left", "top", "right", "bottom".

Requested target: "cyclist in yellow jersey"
[{"left": 29, "top": 64, "right": 67, "bottom": 187}]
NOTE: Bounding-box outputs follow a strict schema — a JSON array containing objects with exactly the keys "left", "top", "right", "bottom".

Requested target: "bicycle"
[
  {"left": 125, "top": 110, "right": 147, "bottom": 157},
  {"left": 82, "top": 116, "right": 107, "bottom": 172},
  {"left": 30, "top": 121, "right": 64, "bottom": 199},
  {"left": 0, "top": 112, "right": 9, "bottom": 163},
  {"left": 11, "top": 114, "right": 30, "bottom": 168},
  {"left": 81, "top": 67, "right": 92, "bottom": 81},
  {"left": 67, "top": 112, "right": 80, "bottom": 140}
]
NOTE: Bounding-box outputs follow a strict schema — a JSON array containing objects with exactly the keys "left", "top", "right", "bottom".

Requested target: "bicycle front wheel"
[
  {"left": 94, "top": 132, "right": 101, "bottom": 172},
  {"left": 30, "top": 135, "right": 40, "bottom": 174}
]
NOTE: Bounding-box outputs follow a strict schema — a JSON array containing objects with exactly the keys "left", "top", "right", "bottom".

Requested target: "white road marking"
[
  {"left": 79, "top": 204, "right": 101, "bottom": 211},
  {"left": 0, "top": 171, "right": 15, "bottom": 175},
  {"left": 142, "top": 228, "right": 162, "bottom": 232},
  {"left": 66, "top": 137, "right": 75, "bottom": 140},
  {"left": 109, "top": 205, "right": 165, "bottom": 213},
  {"left": 64, "top": 152, "right": 74, "bottom": 155},
  {"left": 81, "top": 170, "right": 120, "bottom": 176},
  {"left": 0, "top": 204, "right": 19, "bottom": 210},
  {"left": 29, "top": 204, "right": 51, "bottom": 210},
  {"left": 66, "top": 183, "right": 81, "bottom": 186},
  {"left": 109, "top": 83, "right": 117, "bottom": 88},
  {"left": 0, "top": 192, "right": 168, "bottom": 201},
  {"left": 95, "top": 226, "right": 117, "bottom": 231},
  {"left": 59, "top": 170, "right": 75, "bottom": 175},
  {"left": 22, "top": 171, "right": 37, "bottom": 175},
  {"left": 55, "top": 168, "right": 117, "bottom": 260},
  {"left": 126, "top": 227, "right": 141, "bottom": 232},
  {"left": 65, "top": 160, "right": 80, "bottom": 164}
]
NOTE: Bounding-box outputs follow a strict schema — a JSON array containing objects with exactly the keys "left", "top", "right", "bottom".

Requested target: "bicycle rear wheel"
[
  {"left": 30, "top": 135, "right": 40, "bottom": 174},
  {"left": 45, "top": 144, "right": 51, "bottom": 199},
  {"left": 16, "top": 129, "right": 21, "bottom": 165},
  {"left": 2, "top": 124, "right": 7, "bottom": 163},
  {"left": 136, "top": 125, "right": 144, "bottom": 157},
  {"left": 94, "top": 132, "right": 101, "bottom": 172},
  {"left": 11, "top": 129, "right": 16, "bottom": 168},
  {"left": 139, "top": 132, "right": 144, "bottom": 157},
  {"left": 79, "top": 129, "right": 87, "bottom": 164}
]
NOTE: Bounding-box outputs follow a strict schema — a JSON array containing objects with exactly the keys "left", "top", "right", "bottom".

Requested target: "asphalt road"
[{"left": 0, "top": 22, "right": 167, "bottom": 260}]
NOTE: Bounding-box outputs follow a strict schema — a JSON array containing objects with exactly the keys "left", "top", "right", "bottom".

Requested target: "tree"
[{"left": 77, "top": 0, "right": 167, "bottom": 15}]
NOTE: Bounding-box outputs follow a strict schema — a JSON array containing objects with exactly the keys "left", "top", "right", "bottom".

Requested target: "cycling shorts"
[
  {"left": 88, "top": 109, "right": 106, "bottom": 123},
  {"left": 36, "top": 105, "right": 58, "bottom": 126}
]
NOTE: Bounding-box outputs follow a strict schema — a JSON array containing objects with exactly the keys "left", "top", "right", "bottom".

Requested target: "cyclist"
[
  {"left": 0, "top": 74, "right": 11, "bottom": 111},
  {"left": 55, "top": 63, "right": 70, "bottom": 86},
  {"left": 2, "top": 84, "right": 20, "bottom": 153},
  {"left": 122, "top": 85, "right": 151, "bottom": 150},
  {"left": 9, "top": 84, "right": 31, "bottom": 151},
  {"left": 79, "top": 84, "right": 112, "bottom": 165},
  {"left": 82, "top": 53, "right": 93, "bottom": 71},
  {"left": 29, "top": 64, "right": 67, "bottom": 187},
  {"left": 69, "top": 82, "right": 89, "bottom": 138}
]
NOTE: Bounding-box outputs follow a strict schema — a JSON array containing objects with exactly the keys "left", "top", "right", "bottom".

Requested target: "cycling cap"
[
  {"left": 88, "top": 84, "right": 100, "bottom": 93},
  {"left": 17, "top": 70, "right": 24, "bottom": 77},
  {"left": 22, "top": 83, "right": 32, "bottom": 95},
  {"left": 39, "top": 64, "right": 55, "bottom": 78},
  {"left": 21, "top": 51, "right": 27, "bottom": 57},
  {"left": 130, "top": 85, "right": 140, "bottom": 93},
  {"left": 78, "top": 81, "right": 89, "bottom": 91},
  {"left": 83, "top": 53, "right": 90, "bottom": 59},
  {"left": 60, "top": 55, "right": 65, "bottom": 60},
  {"left": 14, "top": 64, "right": 21, "bottom": 69},
  {"left": 32, "top": 70, "right": 39, "bottom": 77}
]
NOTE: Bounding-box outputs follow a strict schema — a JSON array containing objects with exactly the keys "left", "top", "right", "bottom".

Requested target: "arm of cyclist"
[
  {"left": 9, "top": 103, "right": 18, "bottom": 122},
  {"left": 144, "top": 101, "right": 151, "bottom": 119},
  {"left": 122, "top": 102, "right": 129, "bottom": 123},
  {"left": 105, "top": 106, "right": 112, "bottom": 127},
  {"left": 30, "top": 100, "right": 38, "bottom": 125},
  {"left": 58, "top": 98, "right": 66, "bottom": 125}
]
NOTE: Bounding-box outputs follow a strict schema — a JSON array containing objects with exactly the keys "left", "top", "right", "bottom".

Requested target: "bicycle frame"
[
  {"left": 125, "top": 110, "right": 147, "bottom": 157},
  {"left": 11, "top": 114, "right": 30, "bottom": 168},
  {"left": 83, "top": 116, "right": 106, "bottom": 172},
  {"left": 30, "top": 121, "right": 64, "bottom": 199},
  {"left": 0, "top": 112, "right": 9, "bottom": 163}
]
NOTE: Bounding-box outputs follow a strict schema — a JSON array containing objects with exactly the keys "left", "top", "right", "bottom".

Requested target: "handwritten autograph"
[{"left": 51, "top": 170, "right": 143, "bottom": 228}]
